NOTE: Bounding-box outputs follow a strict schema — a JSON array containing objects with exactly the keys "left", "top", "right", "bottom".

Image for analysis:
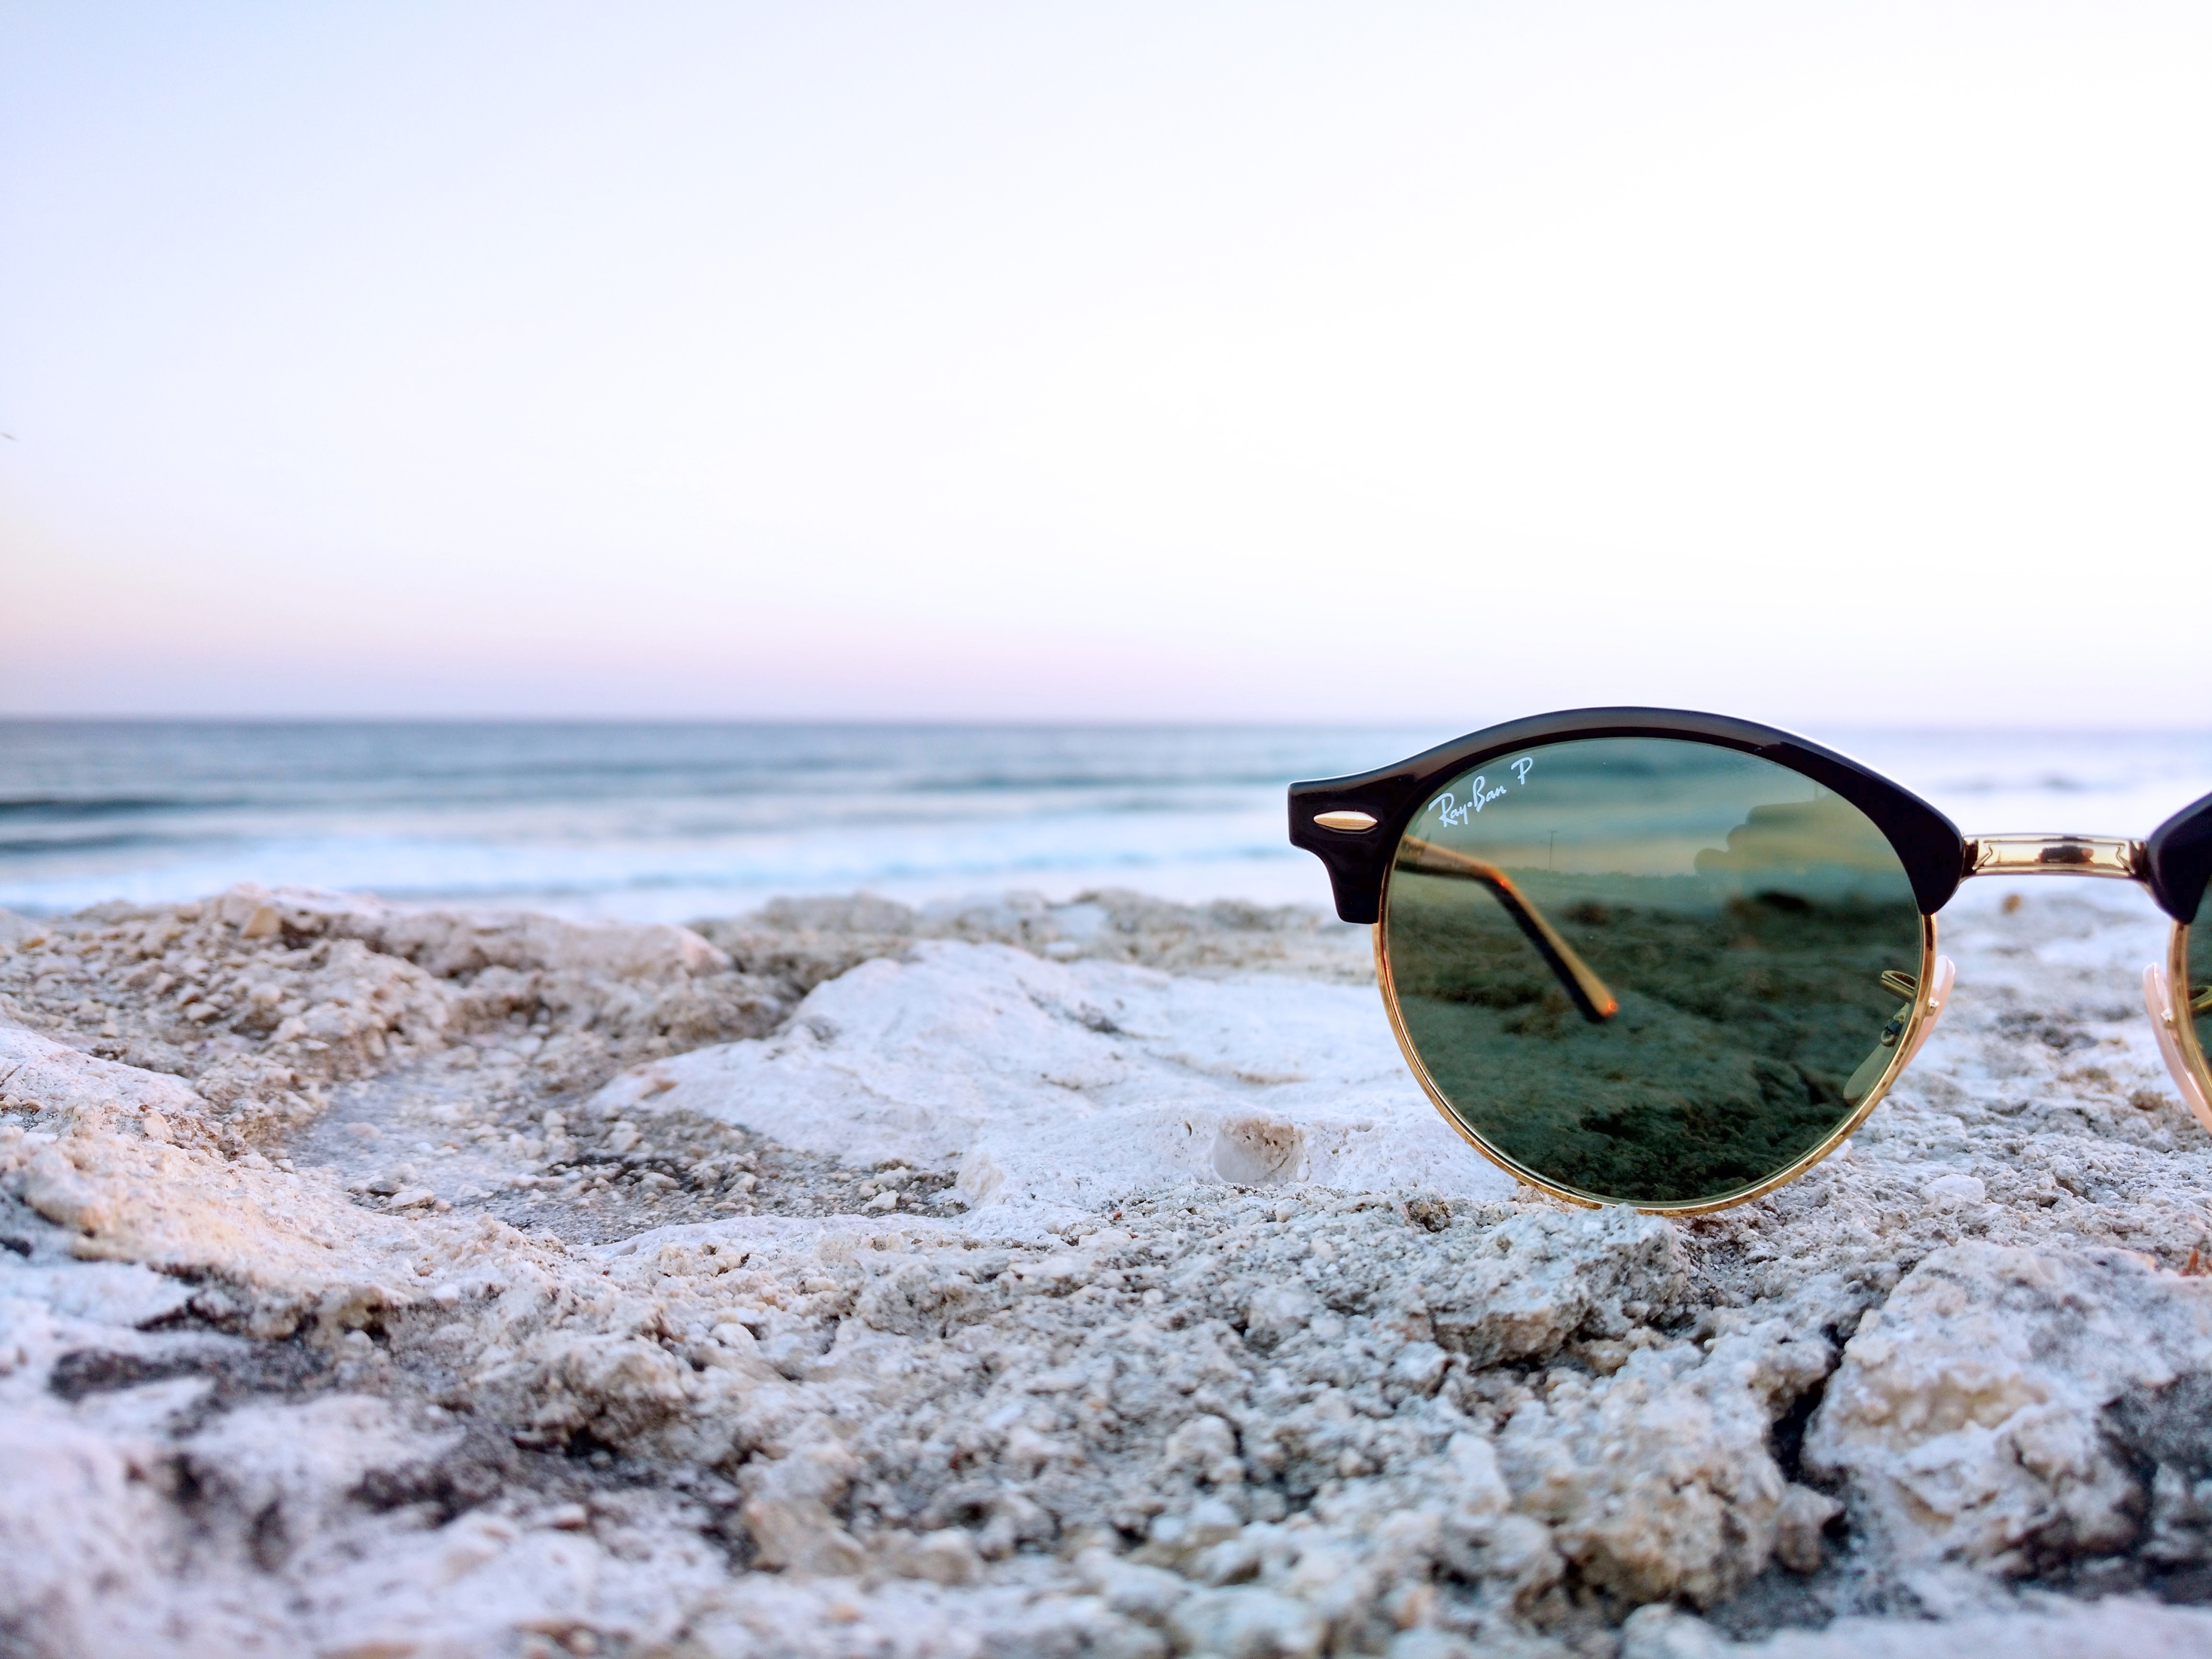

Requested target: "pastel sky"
[{"left": 3, "top": 2, "right": 2206, "bottom": 724}]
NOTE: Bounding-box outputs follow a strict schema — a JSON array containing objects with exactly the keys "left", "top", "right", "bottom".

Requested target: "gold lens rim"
[
  {"left": 2166, "top": 923, "right": 2212, "bottom": 1113},
  {"left": 1373, "top": 862, "right": 1940, "bottom": 1216}
]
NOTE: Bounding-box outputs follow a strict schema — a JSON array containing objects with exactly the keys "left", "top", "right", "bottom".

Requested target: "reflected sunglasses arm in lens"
[{"left": 1395, "top": 836, "right": 1619, "bottom": 1022}]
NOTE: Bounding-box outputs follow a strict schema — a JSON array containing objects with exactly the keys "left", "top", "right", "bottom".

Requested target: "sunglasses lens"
[{"left": 1381, "top": 736, "right": 1925, "bottom": 1207}]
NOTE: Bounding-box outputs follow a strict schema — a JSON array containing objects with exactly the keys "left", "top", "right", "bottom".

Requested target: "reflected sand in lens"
[{"left": 1385, "top": 738, "right": 1926, "bottom": 1207}]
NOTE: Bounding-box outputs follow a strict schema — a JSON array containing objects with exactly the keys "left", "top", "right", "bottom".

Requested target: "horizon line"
[{"left": 5, "top": 713, "right": 2212, "bottom": 737}]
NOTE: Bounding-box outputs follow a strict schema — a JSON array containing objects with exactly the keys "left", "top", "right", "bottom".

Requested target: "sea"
[{"left": 4, "top": 721, "right": 2211, "bottom": 924}]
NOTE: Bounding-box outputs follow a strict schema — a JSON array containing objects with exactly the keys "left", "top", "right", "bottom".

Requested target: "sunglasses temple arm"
[
  {"left": 1847, "top": 954, "right": 1955, "bottom": 1105},
  {"left": 1395, "top": 837, "right": 1619, "bottom": 1022},
  {"left": 2144, "top": 964, "right": 2212, "bottom": 1134}
]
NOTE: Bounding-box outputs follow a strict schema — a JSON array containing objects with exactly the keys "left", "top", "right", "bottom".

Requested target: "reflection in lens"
[{"left": 1381, "top": 737, "right": 1926, "bottom": 1208}]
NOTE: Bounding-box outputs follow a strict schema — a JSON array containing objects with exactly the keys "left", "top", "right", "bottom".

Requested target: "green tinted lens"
[
  {"left": 2189, "top": 890, "right": 2212, "bottom": 1067},
  {"left": 1381, "top": 736, "right": 1925, "bottom": 1208}
]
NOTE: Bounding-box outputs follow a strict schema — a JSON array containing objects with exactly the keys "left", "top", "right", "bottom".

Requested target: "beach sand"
[{"left": 5, "top": 880, "right": 2212, "bottom": 1656}]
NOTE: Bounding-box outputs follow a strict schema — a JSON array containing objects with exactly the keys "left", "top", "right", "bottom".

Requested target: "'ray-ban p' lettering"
[{"left": 1428, "top": 755, "right": 1534, "bottom": 826}]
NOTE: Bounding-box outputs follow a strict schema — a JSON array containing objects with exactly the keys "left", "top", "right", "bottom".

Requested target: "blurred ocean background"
[{"left": 4, "top": 722, "right": 2211, "bottom": 923}]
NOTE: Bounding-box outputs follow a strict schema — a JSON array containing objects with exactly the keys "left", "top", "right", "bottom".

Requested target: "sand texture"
[{"left": 5, "top": 880, "right": 2212, "bottom": 1657}]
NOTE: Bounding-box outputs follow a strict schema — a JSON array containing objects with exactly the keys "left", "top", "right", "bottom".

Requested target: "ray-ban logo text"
[{"left": 1430, "top": 756, "right": 1534, "bottom": 826}]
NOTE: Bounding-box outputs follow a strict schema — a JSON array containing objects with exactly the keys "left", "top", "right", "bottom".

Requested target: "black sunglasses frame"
[
  {"left": 1290, "top": 706, "right": 2212, "bottom": 925},
  {"left": 1289, "top": 707, "right": 2212, "bottom": 1208}
]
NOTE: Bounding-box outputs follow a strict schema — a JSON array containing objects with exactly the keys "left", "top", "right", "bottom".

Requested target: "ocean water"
[{"left": 3, "top": 721, "right": 2210, "bottom": 924}]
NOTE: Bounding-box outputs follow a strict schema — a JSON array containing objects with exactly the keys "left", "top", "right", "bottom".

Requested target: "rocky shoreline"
[{"left": 5, "top": 881, "right": 2212, "bottom": 1656}]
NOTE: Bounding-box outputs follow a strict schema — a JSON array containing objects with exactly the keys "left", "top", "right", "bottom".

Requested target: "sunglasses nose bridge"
[
  {"left": 1964, "top": 834, "right": 2148, "bottom": 882},
  {"left": 1963, "top": 834, "right": 2212, "bottom": 1126}
]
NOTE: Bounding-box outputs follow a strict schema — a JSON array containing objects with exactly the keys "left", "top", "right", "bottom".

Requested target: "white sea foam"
[{"left": 3, "top": 722, "right": 2208, "bottom": 921}]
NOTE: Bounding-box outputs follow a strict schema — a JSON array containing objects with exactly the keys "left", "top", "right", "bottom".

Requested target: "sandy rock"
[
  {"left": 695, "top": 886, "right": 1374, "bottom": 988},
  {"left": 0, "top": 1419, "right": 185, "bottom": 1655},
  {"left": 1167, "top": 1583, "right": 1327, "bottom": 1657},
  {"left": 877, "top": 1524, "right": 984, "bottom": 1585},
  {"left": 4, "top": 880, "right": 2212, "bottom": 1654},
  {"left": 1806, "top": 1241, "right": 2212, "bottom": 1575},
  {"left": 4, "top": 1127, "right": 422, "bottom": 1326},
  {"left": 0, "top": 885, "right": 786, "bottom": 1144},
  {"left": 740, "top": 1428, "right": 870, "bottom": 1575},
  {"left": 0, "top": 1024, "right": 211, "bottom": 1142},
  {"left": 1623, "top": 1598, "right": 2212, "bottom": 1657},
  {"left": 180, "top": 1392, "right": 455, "bottom": 1557},
  {"left": 1500, "top": 1313, "right": 1835, "bottom": 1605},
  {"left": 1430, "top": 1205, "right": 1688, "bottom": 1366},
  {"left": 593, "top": 939, "right": 1513, "bottom": 1223},
  {"left": 300, "top": 887, "right": 733, "bottom": 980}
]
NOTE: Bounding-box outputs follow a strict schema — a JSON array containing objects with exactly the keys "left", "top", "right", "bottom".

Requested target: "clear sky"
[{"left": 2, "top": 2, "right": 2206, "bottom": 725}]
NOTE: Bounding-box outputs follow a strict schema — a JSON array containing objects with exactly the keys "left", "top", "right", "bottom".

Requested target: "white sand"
[{"left": 4, "top": 880, "right": 2212, "bottom": 1656}]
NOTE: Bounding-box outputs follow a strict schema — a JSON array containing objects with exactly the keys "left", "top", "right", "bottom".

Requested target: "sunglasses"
[{"left": 1288, "top": 708, "right": 2212, "bottom": 1214}]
